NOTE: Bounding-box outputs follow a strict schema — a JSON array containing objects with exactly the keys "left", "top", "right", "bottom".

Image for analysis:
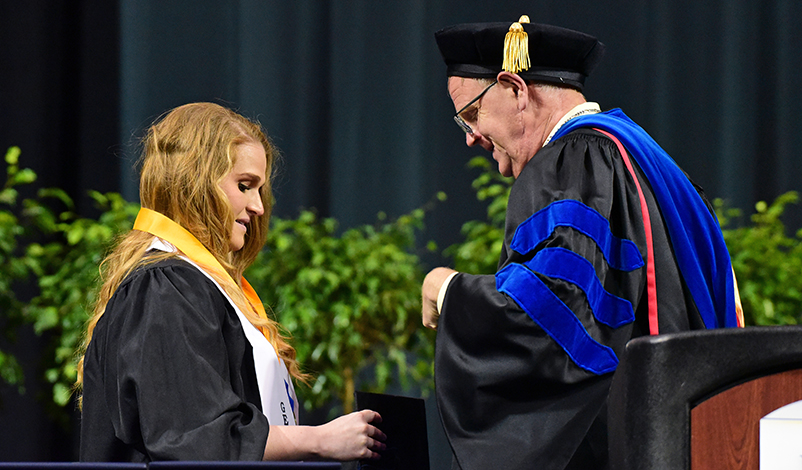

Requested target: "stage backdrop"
[{"left": 2, "top": 0, "right": 801, "bottom": 466}]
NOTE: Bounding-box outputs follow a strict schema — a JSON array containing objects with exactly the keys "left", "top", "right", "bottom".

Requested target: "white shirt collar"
[
  {"left": 147, "top": 237, "right": 175, "bottom": 253},
  {"left": 542, "top": 102, "right": 602, "bottom": 147}
]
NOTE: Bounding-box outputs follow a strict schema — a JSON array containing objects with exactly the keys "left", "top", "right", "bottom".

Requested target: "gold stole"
[{"left": 133, "top": 207, "right": 270, "bottom": 338}]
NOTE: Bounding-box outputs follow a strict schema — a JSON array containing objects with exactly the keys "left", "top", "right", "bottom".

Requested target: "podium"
[{"left": 607, "top": 326, "right": 802, "bottom": 470}]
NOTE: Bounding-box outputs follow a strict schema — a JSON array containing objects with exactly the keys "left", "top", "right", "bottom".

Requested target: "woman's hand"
[
  {"left": 263, "top": 409, "right": 386, "bottom": 461},
  {"left": 316, "top": 410, "right": 387, "bottom": 461}
]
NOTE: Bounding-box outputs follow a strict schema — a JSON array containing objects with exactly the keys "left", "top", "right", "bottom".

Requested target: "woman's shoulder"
[
  {"left": 119, "top": 256, "right": 213, "bottom": 289},
  {"left": 111, "top": 257, "right": 229, "bottom": 315},
  {"left": 99, "top": 257, "right": 235, "bottom": 337}
]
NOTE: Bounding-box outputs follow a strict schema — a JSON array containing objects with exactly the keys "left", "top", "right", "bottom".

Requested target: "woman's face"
[{"left": 218, "top": 141, "right": 267, "bottom": 252}]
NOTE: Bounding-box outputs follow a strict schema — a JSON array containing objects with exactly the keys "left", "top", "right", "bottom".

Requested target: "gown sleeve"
[
  {"left": 435, "top": 129, "right": 649, "bottom": 470},
  {"left": 81, "top": 259, "right": 268, "bottom": 461}
]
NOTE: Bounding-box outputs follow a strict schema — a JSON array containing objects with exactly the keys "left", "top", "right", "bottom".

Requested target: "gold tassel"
[{"left": 502, "top": 15, "right": 531, "bottom": 73}]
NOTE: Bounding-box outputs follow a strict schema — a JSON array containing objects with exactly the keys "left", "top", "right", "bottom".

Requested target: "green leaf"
[
  {"left": 0, "top": 188, "right": 18, "bottom": 205},
  {"left": 5, "top": 146, "right": 21, "bottom": 166},
  {"left": 0, "top": 351, "right": 24, "bottom": 386},
  {"left": 13, "top": 168, "right": 37, "bottom": 185},
  {"left": 53, "top": 382, "right": 72, "bottom": 407}
]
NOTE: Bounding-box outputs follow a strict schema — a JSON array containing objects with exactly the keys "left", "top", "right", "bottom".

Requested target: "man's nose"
[{"left": 465, "top": 131, "right": 481, "bottom": 147}]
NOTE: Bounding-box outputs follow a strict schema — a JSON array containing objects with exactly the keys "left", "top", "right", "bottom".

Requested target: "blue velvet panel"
[
  {"left": 526, "top": 247, "right": 635, "bottom": 328},
  {"left": 496, "top": 263, "right": 619, "bottom": 375},
  {"left": 510, "top": 199, "right": 644, "bottom": 272}
]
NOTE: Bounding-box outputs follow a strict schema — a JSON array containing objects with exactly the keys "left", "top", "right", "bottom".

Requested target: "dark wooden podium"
[{"left": 607, "top": 326, "right": 802, "bottom": 470}]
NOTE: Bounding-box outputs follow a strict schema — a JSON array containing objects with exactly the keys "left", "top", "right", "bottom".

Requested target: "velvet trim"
[
  {"left": 496, "top": 262, "right": 619, "bottom": 375},
  {"left": 511, "top": 199, "right": 644, "bottom": 272}
]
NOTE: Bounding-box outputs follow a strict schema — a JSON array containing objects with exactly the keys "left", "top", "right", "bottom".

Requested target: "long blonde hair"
[{"left": 77, "top": 102, "right": 307, "bottom": 390}]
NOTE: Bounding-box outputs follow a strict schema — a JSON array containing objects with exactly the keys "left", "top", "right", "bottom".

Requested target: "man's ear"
[{"left": 497, "top": 71, "right": 529, "bottom": 110}]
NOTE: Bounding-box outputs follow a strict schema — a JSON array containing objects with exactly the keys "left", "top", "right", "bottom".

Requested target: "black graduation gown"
[
  {"left": 435, "top": 129, "right": 707, "bottom": 470},
  {"left": 80, "top": 258, "right": 268, "bottom": 462}
]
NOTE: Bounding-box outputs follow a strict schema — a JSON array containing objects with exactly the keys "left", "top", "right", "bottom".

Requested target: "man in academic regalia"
[{"left": 421, "top": 16, "right": 744, "bottom": 470}]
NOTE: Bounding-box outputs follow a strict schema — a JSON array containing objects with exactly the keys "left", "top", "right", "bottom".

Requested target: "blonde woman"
[{"left": 77, "top": 102, "right": 385, "bottom": 462}]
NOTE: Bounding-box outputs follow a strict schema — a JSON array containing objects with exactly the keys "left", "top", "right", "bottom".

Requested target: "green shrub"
[
  {"left": 445, "top": 156, "right": 512, "bottom": 274},
  {"left": 0, "top": 146, "right": 32, "bottom": 393},
  {"left": 715, "top": 192, "right": 802, "bottom": 326},
  {"left": 247, "top": 208, "right": 436, "bottom": 414},
  {"left": 1, "top": 146, "right": 141, "bottom": 406},
  {"left": 23, "top": 190, "right": 140, "bottom": 406}
]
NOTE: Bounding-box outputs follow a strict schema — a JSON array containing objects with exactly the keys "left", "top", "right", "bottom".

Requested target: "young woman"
[{"left": 77, "top": 102, "right": 385, "bottom": 462}]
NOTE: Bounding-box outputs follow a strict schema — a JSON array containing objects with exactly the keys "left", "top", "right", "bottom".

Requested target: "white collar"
[
  {"left": 542, "top": 102, "right": 602, "bottom": 147},
  {"left": 147, "top": 237, "right": 175, "bottom": 253}
]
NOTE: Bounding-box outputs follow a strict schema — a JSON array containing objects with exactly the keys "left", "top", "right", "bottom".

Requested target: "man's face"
[{"left": 448, "top": 76, "right": 529, "bottom": 178}]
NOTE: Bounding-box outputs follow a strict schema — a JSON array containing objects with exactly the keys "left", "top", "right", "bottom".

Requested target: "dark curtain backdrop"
[{"left": 2, "top": 0, "right": 801, "bottom": 465}]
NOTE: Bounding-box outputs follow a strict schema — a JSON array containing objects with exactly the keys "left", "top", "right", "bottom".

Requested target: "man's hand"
[{"left": 421, "top": 267, "right": 457, "bottom": 330}]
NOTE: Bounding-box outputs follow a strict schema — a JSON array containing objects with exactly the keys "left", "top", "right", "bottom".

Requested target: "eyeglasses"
[{"left": 453, "top": 81, "right": 497, "bottom": 134}]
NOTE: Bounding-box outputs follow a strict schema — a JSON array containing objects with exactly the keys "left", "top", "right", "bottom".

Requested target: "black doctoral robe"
[
  {"left": 435, "top": 129, "right": 710, "bottom": 470},
  {"left": 80, "top": 258, "right": 268, "bottom": 462}
]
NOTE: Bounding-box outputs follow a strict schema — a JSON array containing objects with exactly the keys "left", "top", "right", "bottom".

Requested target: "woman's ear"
[{"left": 497, "top": 71, "right": 529, "bottom": 110}]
